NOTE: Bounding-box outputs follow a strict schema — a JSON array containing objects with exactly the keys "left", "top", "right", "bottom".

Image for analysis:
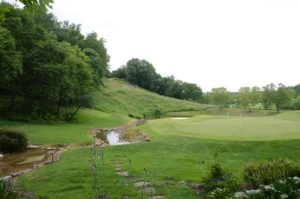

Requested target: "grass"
[
  {"left": 92, "top": 78, "right": 205, "bottom": 118},
  {"left": 142, "top": 111, "right": 300, "bottom": 141},
  {"left": 17, "top": 111, "right": 300, "bottom": 198},
  {"left": 0, "top": 109, "right": 130, "bottom": 145}
]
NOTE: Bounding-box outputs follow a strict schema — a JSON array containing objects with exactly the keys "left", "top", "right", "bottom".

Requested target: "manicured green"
[
  {"left": 143, "top": 111, "right": 300, "bottom": 141},
  {"left": 0, "top": 109, "right": 129, "bottom": 145},
  {"left": 93, "top": 78, "right": 205, "bottom": 117},
  {"left": 17, "top": 111, "right": 300, "bottom": 198}
]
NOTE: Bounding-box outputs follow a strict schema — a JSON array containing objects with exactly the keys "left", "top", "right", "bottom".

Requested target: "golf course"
[
  {"left": 1, "top": 2, "right": 300, "bottom": 198},
  {"left": 1, "top": 79, "right": 299, "bottom": 198}
]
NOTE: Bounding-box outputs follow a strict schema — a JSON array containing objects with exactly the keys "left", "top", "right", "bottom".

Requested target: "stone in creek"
[
  {"left": 0, "top": 153, "right": 3, "bottom": 158},
  {"left": 27, "top": 144, "right": 41, "bottom": 149},
  {"left": 117, "top": 171, "right": 129, "bottom": 177},
  {"left": 134, "top": 181, "right": 150, "bottom": 188}
]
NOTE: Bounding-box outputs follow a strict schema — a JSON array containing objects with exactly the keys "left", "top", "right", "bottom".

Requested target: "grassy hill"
[{"left": 92, "top": 78, "right": 205, "bottom": 118}]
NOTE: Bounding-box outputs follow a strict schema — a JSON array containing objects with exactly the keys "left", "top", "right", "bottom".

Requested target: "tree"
[
  {"left": 273, "top": 84, "right": 294, "bottom": 113},
  {"left": 125, "top": 58, "right": 158, "bottom": 91},
  {"left": 238, "top": 87, "right": 251, "bottom": 110},
  {"left": 238, "top": 86, "right": 261, "bottom": 112},
  {"left": 0, "top": 27, "right": 22, "bottom": 111},
  {"left": 17, "top": 0, "right": 53, "bottom": 12},
  {"left": 262, "top": 84, "right": 294, "bottom": 113},
  {"left": 209, "top": 87, "right": 230, "bottom": 108}
]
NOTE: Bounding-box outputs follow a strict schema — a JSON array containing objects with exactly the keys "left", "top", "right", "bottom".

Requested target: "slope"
[{"left": 92, "top": 78, "right": 205, "bottom": 118}]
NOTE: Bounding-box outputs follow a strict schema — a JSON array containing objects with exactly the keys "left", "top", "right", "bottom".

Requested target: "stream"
[{"left": 0, "top": 149, "right": 48, "bottom": 176}]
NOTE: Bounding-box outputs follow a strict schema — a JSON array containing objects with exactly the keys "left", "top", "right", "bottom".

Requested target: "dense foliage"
[
  {"left": 243, "top": 158, "right": 300, "bottom": 187},
  {"left": 207, "top": 83, "right": 299, "bottom": 112},
  {"left": 201, "top": 159, "right": 300, "bottom": 199},
  {"left": 0, "top": 3, "right": 109, "bottom": 120},
  {"left": 112, "top": 58, "right": 203, "bottom": 102},
  {"left": 0, "top": 129, "right": 27, "bottom": 153}
]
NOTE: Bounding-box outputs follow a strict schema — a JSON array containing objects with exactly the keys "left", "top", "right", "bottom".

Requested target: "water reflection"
[{"left": 96, "top": 130, "right": 129, "bottom": 145}]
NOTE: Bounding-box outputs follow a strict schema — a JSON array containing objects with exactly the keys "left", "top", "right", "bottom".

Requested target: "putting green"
[{"left": 142, "top": 111, "right": 300, "bottom": 141}]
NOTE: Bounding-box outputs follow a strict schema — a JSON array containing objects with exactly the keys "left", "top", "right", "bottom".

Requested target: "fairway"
[{"left": 142, "top": 111, "right": 300, "bottom": 141}]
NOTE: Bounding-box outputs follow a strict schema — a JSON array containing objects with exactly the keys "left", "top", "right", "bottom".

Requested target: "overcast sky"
[{"left": 50, "top": 0, "right": 300, "bottom": 91}]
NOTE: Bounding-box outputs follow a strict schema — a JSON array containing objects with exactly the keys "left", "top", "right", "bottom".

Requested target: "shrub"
[
  {"left": 244, "top": 158, "right": 300, "bottom": 187},
  {"left": 201, "top": 163, "right": 238, "bottom": 198},
  {"left": 154, "top": 109, "right": 161, "bottom": 119},
  {"left": 0, "top": 129, "right": 28, "bottom": 153}
]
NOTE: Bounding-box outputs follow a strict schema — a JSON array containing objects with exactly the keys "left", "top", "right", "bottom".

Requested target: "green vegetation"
[
  {"left": 244, "top": 158, "right": 300, "bottom": 187},
  {"left": 141, "top": 111, "right": 300, "bottom": 141},
  {"left": 0, "top": 3, "right": 109, "bottom": 120},
  {"left": 93, "top": 78, "right": 205, "bottom": 118},
  {"left": 15, "top": 111, "right": 300, "bottom": 198},
  {"left": 111, "top": 58, "right": 203, "bottom": 102},
  {"left": 0, "top": 129, "right": 27, "bottom": 153},
  {"left": 0, "top": 109, "right": 129, "bottom": 145}
]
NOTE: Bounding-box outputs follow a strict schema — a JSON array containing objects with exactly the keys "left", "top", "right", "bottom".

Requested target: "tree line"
[
  {"left": 0, "top": 3, "right": 109, "bottom": 120},
  {"left": 206, "top": 83, "right": 300, "bottom": 112},
  {"left": 111, "top": 58, "right": 203, "bottom": 102}
]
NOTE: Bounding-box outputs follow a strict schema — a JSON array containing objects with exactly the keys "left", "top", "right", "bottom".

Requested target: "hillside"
[{"left": 92, "top": 78, "right": 205, "bottom": 118}]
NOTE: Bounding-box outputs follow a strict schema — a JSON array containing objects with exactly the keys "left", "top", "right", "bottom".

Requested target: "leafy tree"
[
  {"left": 262, "top": 84, "right": 294, "bottom": 113},
  {"left": 238, "top": 86, "right": 261, "bottom": 112},
  {"left": 79, "top": 32, "right": 110, "bottom": 77},
  {"left": 125, "top": 58, "right": 158, "bottom": 91},
  {"left": 209, "top": 87, "right": 230, "bottom": 108},
  {"left": 294, "top": 84, "right": 300, "bottom": 95},
  {"left": 17, "top": 0, "right": 53, "bottom": 11},
  {"left": 238, "top": 87, "right": 251, "bottom": 109},
  {"left": 273, "top": 84, "right": 295, "bottom": 113},
  {"left": 0, "top": 27, "right": 22, "bottom": 111}
]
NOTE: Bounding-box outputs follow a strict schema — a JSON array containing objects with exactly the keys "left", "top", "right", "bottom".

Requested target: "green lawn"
[
  {"left": 17, "top": 111, "right": 300, "bottom": 198},
  {"left": 0, "top": 109, "right": 130, "bottom": 145},
  {"left": 143, "top": 111, "right": 300, "bottom": 141}
]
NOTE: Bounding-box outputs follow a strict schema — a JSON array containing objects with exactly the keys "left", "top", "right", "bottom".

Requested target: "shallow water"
[
  {"left": 0, "top": 149, "right": 48, "bottom": 176},
  {"left": 97, "top": 130, "right": 130, "bottom": 145}
]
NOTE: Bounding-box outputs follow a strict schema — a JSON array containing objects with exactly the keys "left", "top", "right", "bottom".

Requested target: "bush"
[
  {"left": 0, "top": 129, "right": 28, "bottom": 153},
  {"left": 244, "top": 158, "right": 300, "bottom": 187},
  {"left": 201, "top": 163, "right": 238, "bottom": 198}
]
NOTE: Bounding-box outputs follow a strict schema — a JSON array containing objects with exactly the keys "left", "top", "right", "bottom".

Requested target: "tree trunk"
[{"left": 276, "top": 104, "right": 280, "bottom": 113}]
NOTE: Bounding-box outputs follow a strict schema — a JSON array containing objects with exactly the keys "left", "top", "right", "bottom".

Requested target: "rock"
[
  {"left": 27, "top": 144, "right": 40, "bottom": 149},
  {"left": 140, "top": 187, "right": 155, "bottom": 194},
  {"left": 117, "top": 171, "right": 129, "bottom": 177},
  {"left": 134, "top": 181, "right": 150, "bottom": 188},
  {"left": 46, "top": 147, "right": 55, "bottom": 150},
  {"left": 149, "top": 196, "right": 164, "bottom": 199},
  {"left": 2, "top": 176, "right": 11, "bottom": 181},
  {"left": 0, "top": 153, "right": 4, "bottom": 158},
  {"left": 115, "top": 167, "right": 122, "bottom": 172},
  {"left": 11, "top": 169, "right": 32, "bottom": 177}
]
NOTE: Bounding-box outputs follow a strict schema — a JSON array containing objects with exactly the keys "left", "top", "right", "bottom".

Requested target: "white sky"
[{"left": 50, "top": 0, "right": 300, "bottom": 91}]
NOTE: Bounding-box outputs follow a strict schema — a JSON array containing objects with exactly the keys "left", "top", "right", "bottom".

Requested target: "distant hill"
[{"left": 92, "top": 78, "right": 205, "bottom": 118}]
